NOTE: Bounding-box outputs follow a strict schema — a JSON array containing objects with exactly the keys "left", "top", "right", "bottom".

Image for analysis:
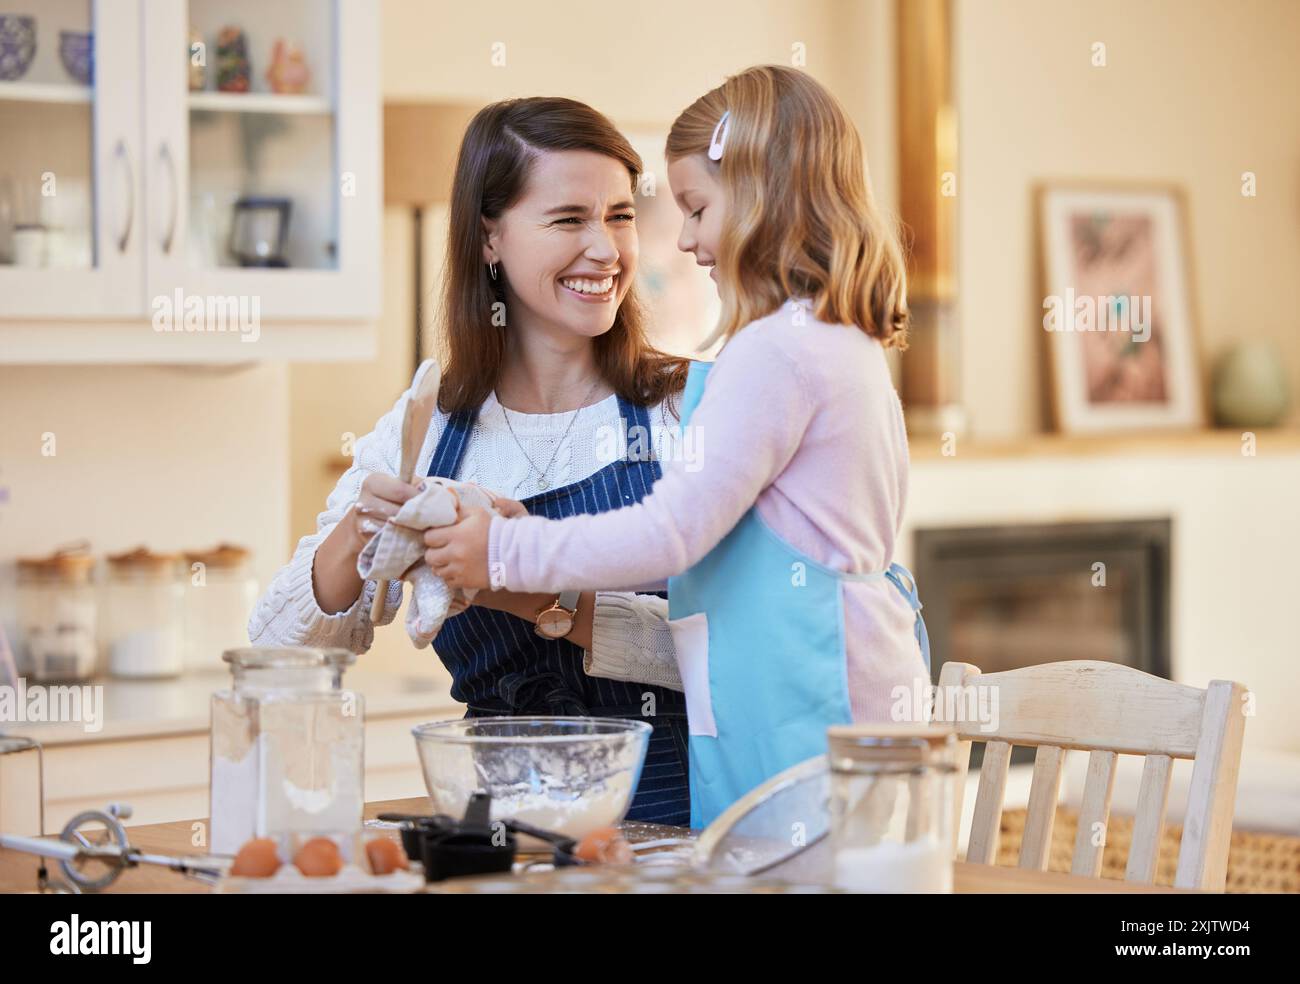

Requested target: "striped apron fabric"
[{"left": 426, "top": 394, "right": 691, "bottom": 826}]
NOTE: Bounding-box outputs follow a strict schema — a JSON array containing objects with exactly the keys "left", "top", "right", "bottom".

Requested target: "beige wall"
[
  {"left": 0, "top": 362, "right": 289, "bottom": 607},
  {"left": 955, "top": 0, "right": 1300, "bottom": 438},
  {"left": 380, "top": 0, "right": 890, "bottom": 144}
]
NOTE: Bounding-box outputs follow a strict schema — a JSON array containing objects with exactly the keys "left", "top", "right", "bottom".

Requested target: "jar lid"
[
  {"left": 183, "top": 543, "right": 251, "bottom": 568},
  {"left": 107, "top": 546, "right": 180, "bottom": 573},
  {"left": 827, "top": 723, "right": 957, "bottom": 768},
  {"left": 222, "top": 646, "right": 356, "bottom": 671},
  {"left": 17, "top": 545, "right": 96, "bottom": 582}
]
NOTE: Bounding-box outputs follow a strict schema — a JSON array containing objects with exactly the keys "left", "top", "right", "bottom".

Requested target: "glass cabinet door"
[
  {"left": 0, "top": 0, "right": 143, "bottom": 319},
  {"left": 143, "top": 0, "right": 379, "bottom": 323}
]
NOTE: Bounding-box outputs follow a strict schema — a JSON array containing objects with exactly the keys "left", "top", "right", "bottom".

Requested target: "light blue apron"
[{"left": 666, "top": 360, "right": 930, "bottom": 828}]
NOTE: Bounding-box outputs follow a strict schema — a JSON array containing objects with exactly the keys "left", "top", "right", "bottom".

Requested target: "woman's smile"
[{"left": 558, "top": 270, "right": 619, "bottom": 302}]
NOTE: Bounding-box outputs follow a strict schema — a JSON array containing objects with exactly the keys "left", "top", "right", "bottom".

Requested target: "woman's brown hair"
[
  {"left": 437, "top": 97, "right": 687, "bottom": 414},
  {"left": 666, "top": 65, "right": 910, "bottom": 350}
]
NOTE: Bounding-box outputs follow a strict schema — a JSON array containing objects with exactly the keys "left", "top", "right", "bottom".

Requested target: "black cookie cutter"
[{"left": 378, "top": 792, "right": 584, "bottom": 882}]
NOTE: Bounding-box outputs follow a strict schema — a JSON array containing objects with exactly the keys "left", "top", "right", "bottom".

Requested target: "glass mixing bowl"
[{"left": 412, "top": 716, "right": 652, "bottom": 840}]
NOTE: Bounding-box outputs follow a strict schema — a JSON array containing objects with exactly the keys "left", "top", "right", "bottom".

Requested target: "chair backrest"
[{"left": 933, "top": 660, "right": 1247, "bottom": 891}]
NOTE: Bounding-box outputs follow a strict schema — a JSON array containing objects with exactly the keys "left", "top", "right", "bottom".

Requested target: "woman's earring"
[{"left": 488, "top": 261, "right": 498, "bottom": 281}]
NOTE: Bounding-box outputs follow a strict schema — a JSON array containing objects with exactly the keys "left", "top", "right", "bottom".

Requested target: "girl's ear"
[{"left": 480, "top": 215, "right": 500, "bottom": 266}]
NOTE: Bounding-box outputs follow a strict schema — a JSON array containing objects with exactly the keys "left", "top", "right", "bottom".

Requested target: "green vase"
[{"left": 1212, "top": 341, "right": 1289, "bottom": 427}]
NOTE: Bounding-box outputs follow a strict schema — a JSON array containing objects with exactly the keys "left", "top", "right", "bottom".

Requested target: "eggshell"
[
  {"left": 574, "top": 827, "right": 634, "bottom": 864},
  {"left": 365, "top": 837, "right": 408, "bottom": 875},
  {"left": 230, "top": 838, "right": 282, "bottom": 878},
  {"left": 293, "top": 837, "right": 344, "bottom": 877}
]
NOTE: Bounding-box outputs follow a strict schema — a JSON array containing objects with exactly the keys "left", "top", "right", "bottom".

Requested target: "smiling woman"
[
  {"left": 438, "top": 98, "right": 685, "bottom": 416},
  {"left": 248, "top": 97, "right": 695, "bottom": 825},
  {"left": 484, "top": 152, "right": 632, "bottom": 324}
]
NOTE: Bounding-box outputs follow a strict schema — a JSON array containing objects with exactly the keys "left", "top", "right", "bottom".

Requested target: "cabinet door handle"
[
  {"left": 114, "top": 139, "right": 134, "bottom": 254},
  {"left": 159, "top": 143, "right": 179, "bottom": 256}
]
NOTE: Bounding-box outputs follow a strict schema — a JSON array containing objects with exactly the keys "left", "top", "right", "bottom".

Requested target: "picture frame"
[{"left": 1037, "top": 183, "right": 1205, "bottom": 433}]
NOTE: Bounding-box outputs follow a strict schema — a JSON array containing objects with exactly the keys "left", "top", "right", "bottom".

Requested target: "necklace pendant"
[{"left": 537, "top": 476, "right": 549, "bottom": 490}]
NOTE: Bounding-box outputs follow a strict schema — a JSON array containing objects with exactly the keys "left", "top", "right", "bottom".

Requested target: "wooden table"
[{"left": 0, "top": 796, "right": 1194, "bottom": 894}]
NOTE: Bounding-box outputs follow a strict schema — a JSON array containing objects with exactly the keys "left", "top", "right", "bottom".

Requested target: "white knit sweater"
[{"left": 247, "top": 359, "right": 683, "bottom": 691}]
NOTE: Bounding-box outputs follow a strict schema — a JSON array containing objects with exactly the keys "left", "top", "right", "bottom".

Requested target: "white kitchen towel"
[{"left": 355, "top": 477, "right": 497, "bottom": 648}]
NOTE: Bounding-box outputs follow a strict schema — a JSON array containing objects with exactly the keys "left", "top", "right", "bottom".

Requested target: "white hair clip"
[{"left": 708, "top": 110, "right": 731, "bottom": 161}]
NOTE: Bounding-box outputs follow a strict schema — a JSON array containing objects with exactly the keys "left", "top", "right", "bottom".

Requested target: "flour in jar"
[{"left": 833, "top": 837, "right": 952, "bottom": 893}]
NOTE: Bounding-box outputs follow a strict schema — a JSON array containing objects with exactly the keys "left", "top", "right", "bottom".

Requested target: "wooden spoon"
[{"left": 370, "top": 360, "right": 442, "bottom": 623}]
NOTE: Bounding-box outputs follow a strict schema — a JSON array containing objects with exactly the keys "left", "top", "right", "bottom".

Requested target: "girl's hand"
[{"left": 424, "top": 507, "right": 493, "bottom": 590}]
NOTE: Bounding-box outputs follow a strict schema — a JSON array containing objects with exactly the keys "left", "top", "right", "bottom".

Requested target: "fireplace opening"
[{"left": 912, "top": 518, "right": 1172, "bottom": 765}]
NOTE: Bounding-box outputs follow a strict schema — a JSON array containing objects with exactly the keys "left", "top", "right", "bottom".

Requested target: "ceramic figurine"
[
  {"left": 265, "top": 39, "right": 310, "bottom": 95},
  {"left": 216, "top": 26, "right": 250, "bottom": 93}
]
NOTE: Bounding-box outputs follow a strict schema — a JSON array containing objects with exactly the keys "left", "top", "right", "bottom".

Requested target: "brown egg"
[
  {"left": 365, "top": 836, "right": 408, "bottom": 875},
  {"left": 293, "top": 837, "right": 344, "bottom": 877},
  {"left": 230, "top": 838, "right": 282, "bottom": 878},
  {"left": 574, "top": 827, "right": 634, "bottom": 864}
]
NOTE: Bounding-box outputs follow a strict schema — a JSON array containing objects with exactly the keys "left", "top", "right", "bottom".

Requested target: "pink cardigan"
[{"left": 488, "top": 302, "right": 928, "bottom": 719}]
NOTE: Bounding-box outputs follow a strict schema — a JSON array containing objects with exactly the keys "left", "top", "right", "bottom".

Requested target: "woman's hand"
[
  {"left": 347, "top": 473, "right": 423, "bottom": 551},
  {"left": 490, "top": 495, "right": 527, "bottom": 519},
  {"left": 424, "top": 507, "right": 493, "bottom": 590},
  {"left": 315, "top": 472, "right": 423, "bottom": 614}
]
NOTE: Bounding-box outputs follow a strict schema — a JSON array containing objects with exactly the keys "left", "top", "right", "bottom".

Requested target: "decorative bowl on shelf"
[
  {"left": 0, "top": 15, "right": 36, "bottom": 81},
  {"left": 58, "top": 30, "right": 93, "bottom": 85}
]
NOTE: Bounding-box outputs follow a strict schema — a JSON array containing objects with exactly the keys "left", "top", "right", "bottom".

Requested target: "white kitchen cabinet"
[
  {"left": 0, "top": 0, "right": 144, "bottom": 318},
  {"left": 0, "top": 0, "right": 379, "bottom": 360}
]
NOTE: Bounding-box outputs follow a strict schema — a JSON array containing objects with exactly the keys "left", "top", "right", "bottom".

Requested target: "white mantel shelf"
[{"left": 908, "top": 427, "right": 1300, "bottom": 461}]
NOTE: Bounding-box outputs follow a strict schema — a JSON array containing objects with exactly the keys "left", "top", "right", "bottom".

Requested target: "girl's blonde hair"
[{"left": 667, "top": 65, "right": 910, "bottom": 350}]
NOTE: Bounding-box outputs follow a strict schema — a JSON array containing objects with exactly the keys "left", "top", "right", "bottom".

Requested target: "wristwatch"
[{"left": 534, "top": 590, "right": 581, "bottom": 640}]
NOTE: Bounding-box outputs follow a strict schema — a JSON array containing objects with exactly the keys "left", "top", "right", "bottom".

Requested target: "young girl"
[{"left": 429, "top": 65, "right": 930, "bottom": 828}]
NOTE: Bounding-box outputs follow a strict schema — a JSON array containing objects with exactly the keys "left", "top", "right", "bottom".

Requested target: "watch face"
[{"left": 537, "top": 609, "right": 574, "bottom": 639}]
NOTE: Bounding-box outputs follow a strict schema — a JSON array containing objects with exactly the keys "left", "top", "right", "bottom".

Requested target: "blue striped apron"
[{"left": 426, "top": 394, "right": 692, "bottom": 826}]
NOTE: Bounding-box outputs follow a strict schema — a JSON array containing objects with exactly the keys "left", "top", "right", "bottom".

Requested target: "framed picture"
[{"left": 1037, "top": 184, "right": 1205, "bottom": 433}]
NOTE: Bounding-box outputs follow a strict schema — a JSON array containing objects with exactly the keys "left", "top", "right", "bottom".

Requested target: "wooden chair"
[{"left": 933, "top": 660, "right": 1248, "bottom": 891}]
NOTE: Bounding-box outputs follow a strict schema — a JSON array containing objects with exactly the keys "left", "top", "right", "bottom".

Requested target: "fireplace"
[{"left": 913, "top": 519, "right": 1172, "bottom": 764}]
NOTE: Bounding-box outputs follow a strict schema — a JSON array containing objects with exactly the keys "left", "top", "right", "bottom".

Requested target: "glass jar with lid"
[
  {"left": 210, "top": 647, "right": 364, "bottom": 856},
  {"left": 182, "top": 543, "right": 257, "bottom": 673},
  {"left": 103, "top": 547, "right": 184, "bottom": 679},
  {"left": 15, "top": 546, "right": 99, "bottom": 682},
  {"left": 827, "top": 724, "right": 958, "bottom": 893},
  {"left": 0, "top": 735, "right": 45, "bottom": 837}
]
